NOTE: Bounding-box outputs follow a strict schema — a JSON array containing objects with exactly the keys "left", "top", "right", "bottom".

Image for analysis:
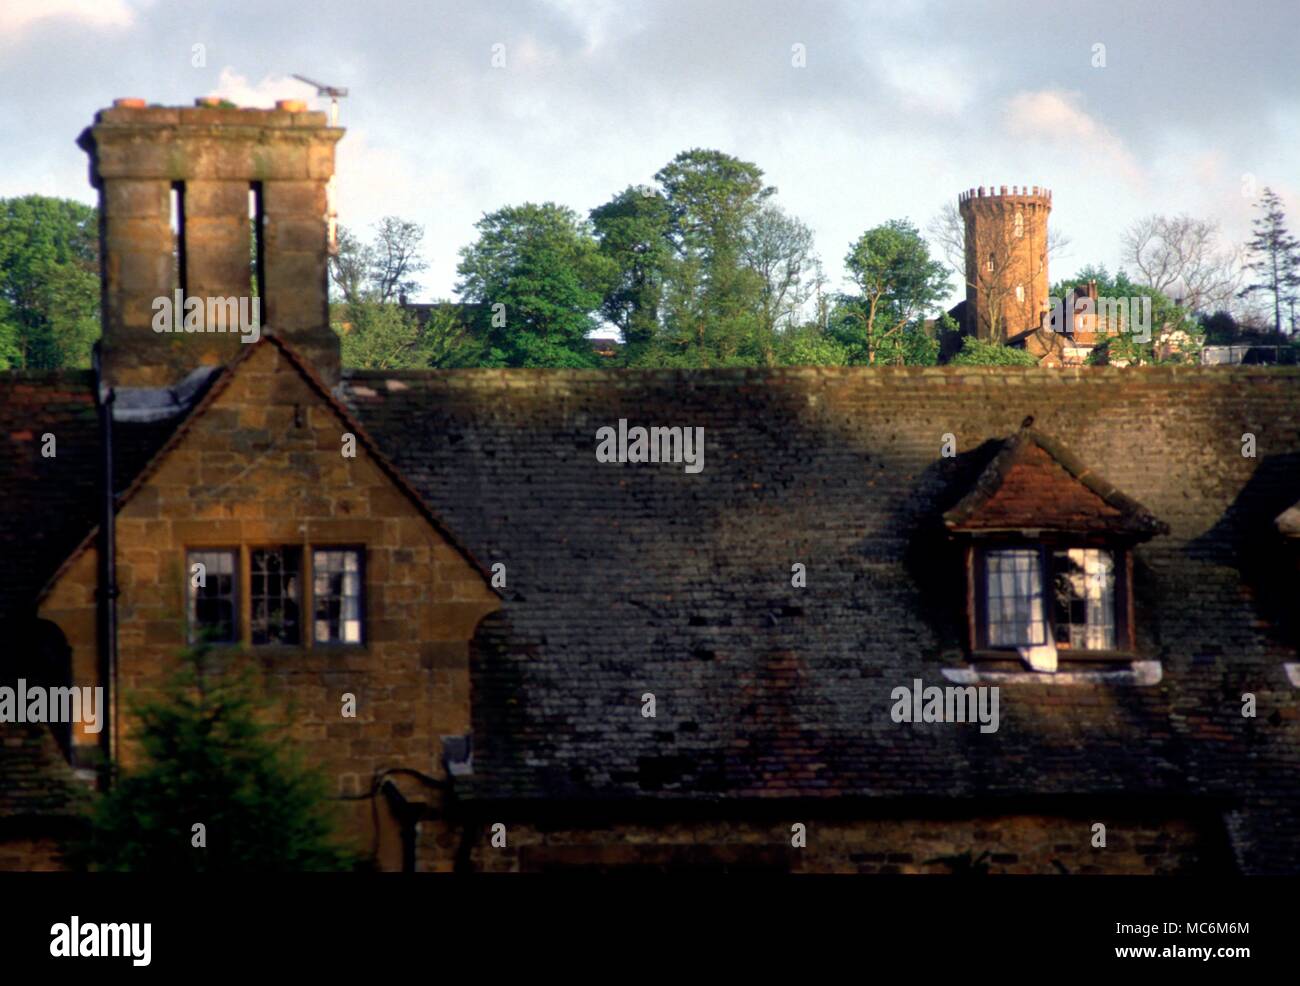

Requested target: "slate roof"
[
  {"left": 4, "top": 357, "right": 1300, "bottom": 870},
  {"left": 0, "top": 370, "right": 195, "bottom": 625},
  {"left": 341, "top": 364, "right": 1300, "bottom": 873}
]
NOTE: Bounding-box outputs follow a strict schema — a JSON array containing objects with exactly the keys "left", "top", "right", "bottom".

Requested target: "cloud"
[
  {"left": 0, "top": 0, "right": 136, "bottom": 34},
  {"left": 205, "top": 68, "right": 315, "bottom": 109},
  {"left": 1003, "top": 89, "right": 1143, "bottom": 185}
]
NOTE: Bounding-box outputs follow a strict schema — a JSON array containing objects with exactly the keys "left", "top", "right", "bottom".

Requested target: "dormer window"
[
  {"left": 979, "top": 545, "right": 1120, "bottom": 653},
  {"left": 945, "top": 419, "right": 1167, "bottom": 671}
]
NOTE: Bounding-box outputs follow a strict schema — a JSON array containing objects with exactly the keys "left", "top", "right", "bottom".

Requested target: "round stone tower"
[{"left": 957, "top": 185, "right": 1051, "bottom": 342}]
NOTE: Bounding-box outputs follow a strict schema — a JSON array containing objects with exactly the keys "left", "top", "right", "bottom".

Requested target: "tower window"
[
  {"left": 1014, "top": 211, "right": 1024, "bottom": 238},
  {"left": 1016, "top": 284, "right": 1025, "bottom": 303},
  {"left": 986, "top": 252, "right": 995, "bottom": 273},
  {"left": 249, "top": 183, "right": 265, "bottom": 300},
  {"left": 170, "top": 182, "right": 187, "bottom": 293}
]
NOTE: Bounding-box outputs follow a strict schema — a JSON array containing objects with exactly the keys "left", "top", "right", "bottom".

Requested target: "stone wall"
[
  {"left": 77, "top": 100, "right": 342, "bottom": 388},
  {"left": 38, "top": 340, "right": 499, "bottom": 858}
]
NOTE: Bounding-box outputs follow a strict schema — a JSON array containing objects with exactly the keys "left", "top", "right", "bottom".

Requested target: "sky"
[{"left": 1, "top": 0, "right": 1298, "bottom": 309}]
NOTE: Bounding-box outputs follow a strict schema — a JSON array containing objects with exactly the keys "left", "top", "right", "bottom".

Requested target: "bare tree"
[
  {"left": 371, "top": 216, "right": 428, "bottom": 304},
  {"left": 1122, "top": 214, "right": 1241, "bottom": 314},
  {"left": 742, "top": 204, "right": 821, "bottom": 336},
  {"left": 929, "top": 202, "right": 1069, "bottom": 341}
]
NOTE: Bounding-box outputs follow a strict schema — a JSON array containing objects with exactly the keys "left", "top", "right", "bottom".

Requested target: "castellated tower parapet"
[
  {"left": 957, "top": 184, "right": 1052, "bottom": 343},
  {"left": 78, "top": 98, "right": 343, "bottom": 388}
]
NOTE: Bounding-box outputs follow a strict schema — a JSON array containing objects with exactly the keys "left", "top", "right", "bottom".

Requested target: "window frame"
[
  {"left": 968, "top": 537, "right": 1134, "bottom": 661},
  {"left": 186, "top": 547, "right": 240, "bottom": 645},
  {"left": 310, "top": 545, "right": 367, "bottom": 647},
  {"left": 248, "top": 544, "right": 305, "bottom": 647}
]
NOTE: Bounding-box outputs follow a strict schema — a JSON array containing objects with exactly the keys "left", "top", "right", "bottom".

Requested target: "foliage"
[
  {"left": 950, "top": 335, "right": 1038, "bottom": 366},
  {"left": 1239, "top": 187, "right": 1300, "bottom": 336},
  {"left": 455, "top": 202, "right": 611, "bottom": 367},
  {"left": 772, "top": 324, "right": 851, "bottom": 366},
  {"left": 589, "top": 185, "right": 673, "bottom": 365},
  {"left": 73, "top": 644, "right": 357, "bottom": 872},
  {"left": 329, "top": 216, "right": 429, "bottom": 305},
  {"left": 836, "top": 219, "right": 949, "bottom": 365},
  {"left": 333, "top": 299, "right": 478, "bottom": 369},
  {"left": 0, "top": 195, "right": 100, "bottom": 369}
]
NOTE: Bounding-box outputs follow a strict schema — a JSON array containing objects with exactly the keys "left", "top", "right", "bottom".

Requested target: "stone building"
[{"left": 2, "top": 102, "right": 1300, "bottom": 872}]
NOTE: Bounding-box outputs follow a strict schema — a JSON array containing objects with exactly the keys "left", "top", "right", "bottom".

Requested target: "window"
[
  {"left": 251, "top": 547, "right": 302, "bottom": 645},
  {"left": 985, "top": 549, "right": 1046, "bottom": 647},
  {"left": 1014, "top": 211, "right": 1024, "bottom": 238},
  {"left": 980, "top": 546, "right": 1119, "bottom": 653},
  {"left": 313, "top": 549, "right": 364, "bottom": 644},
  {"left": 1052, "top": 548, "right": 1115, "bottom": 650},
  {"left": 188, "top": 549, "right": 237, "bottom": 643},
  {"left": 986, "top": 252, "right": 995, "bottom": 272},
  {"left": 1015, "top": 284, "right": 1025, "bottom": 303}
]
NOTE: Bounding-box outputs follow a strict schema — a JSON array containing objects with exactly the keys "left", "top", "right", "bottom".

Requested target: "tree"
[
  {"left": 455, "top": 202, "right": 612, "bottom": 367},
  {"left": 333, "top": 299, "right": 477, "bottom": 369},
  {"left": 743, "top": 204, "right": 822, "bottom": 340},
  {"left": 328, "top": 226, "right": 374, "bottom": 304},
  {"left": 649, "top": 149, "right": 774, "bottom": 366},
  {"left": 590, "top": 186, "right": 673, "bottom": 364},
  {"left": 839, "top": 219, "right": 949, "bottom": 364},
  {"left": 328, "top": 217, "right": 429, "bottom": 305},
  {"left": 0, "top": 195, "right": 100, "bottom": 369},
  {"left": 1121, "top": 214, "right": 1241, "bottom": 315},
  {"left": 74, "top": 644, "right": 356, "bottom": 872},
  {"left": 1239, "top": 188, "right": 1300, "bottom": 336}
]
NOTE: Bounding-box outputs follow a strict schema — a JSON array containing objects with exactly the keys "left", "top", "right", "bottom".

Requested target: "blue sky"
[{"left": 2, "top": 0, "right": 1297, "bottom": 309}]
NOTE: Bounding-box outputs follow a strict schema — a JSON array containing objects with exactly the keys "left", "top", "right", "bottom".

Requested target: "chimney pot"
[
  {"left": 276, "top": 99, "right": 308, "bottom": 112},
  {"left": 196, "top": 96, "right": 223, "bottom": 107},
  {"left": 113, "top": 98, "right": 146, "bottom": 109}
]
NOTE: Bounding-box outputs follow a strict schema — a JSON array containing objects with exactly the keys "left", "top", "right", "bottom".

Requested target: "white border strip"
[{"left": 941, "top": 661, "right": 1162, "bottom": 686}]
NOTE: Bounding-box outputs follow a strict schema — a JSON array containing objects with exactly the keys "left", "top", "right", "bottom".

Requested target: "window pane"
[
  {"left": 250, "top": 547, "right": 302, "bottom": 645},
  {"left": 985, "top": 549, "right": 1045, "bottom": 647},
  {"left": 313, "top": 549, "right": 364, "bottom": 644},
  {"left": 1052, "top": 548, "right": 1116, "bottom": 650},
  {"left": 188, "top": 549, "right": 237, "bottom": 643}
]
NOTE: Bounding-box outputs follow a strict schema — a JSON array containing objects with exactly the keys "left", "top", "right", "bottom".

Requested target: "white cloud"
[
  {"left": 0, "top": 0, "right": 136, "bottom": 34},
  {"left": 205, "top": 68, "right": 316, "bottom": 109},
  {"left": 1003, "top": 89, "right": 1143, "bottom": 185}
]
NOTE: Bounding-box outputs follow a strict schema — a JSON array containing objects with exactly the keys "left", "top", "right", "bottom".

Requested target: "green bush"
[
  {"left": 74, "top": 645, "right": 358, "bottom": 872},
  {"left": 950, "top": 336, "right": 1038, "bottom": 366}
]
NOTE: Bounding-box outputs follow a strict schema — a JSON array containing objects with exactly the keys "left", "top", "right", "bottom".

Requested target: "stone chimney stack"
[{"left": 78, "top": 98, "right": 343, "bottom": 388}]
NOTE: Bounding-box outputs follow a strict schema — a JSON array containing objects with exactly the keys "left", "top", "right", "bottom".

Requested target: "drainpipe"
[{"left": 95, "top": 352, "right": 119, "bottom": 783}]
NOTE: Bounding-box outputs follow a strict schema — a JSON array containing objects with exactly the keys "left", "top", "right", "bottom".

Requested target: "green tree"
[
  {"left": 456, "top": 202, "right": 612, "bottom": 367},
  {"left": 328, "top": 217, "right": 429, "bottom": 305},
  {"left": 333, "top": 299, "right": 477, "bottom": 369},
  {"left": 1239, "top": 188, "right": 1300, "bottom": 336},
  {"left": 838, "top": 219, "right": 950, "bottom": 365},
  {"left": 590, "top": 186, "right": 673, "bottom": 365},
  {"left": 75, "top": 645, "right": 356, "bottom": 872},
  {"left": 649, "top": 149, "right": 774, "bottom": 366},
  {"left": 0, "top": 195, "right": 100, "bottom": 369}
]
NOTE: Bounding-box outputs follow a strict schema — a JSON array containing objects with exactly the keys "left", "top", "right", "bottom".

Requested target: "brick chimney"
[{"left": 78, "top": 98, "right": 343, "bottom": 388}]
